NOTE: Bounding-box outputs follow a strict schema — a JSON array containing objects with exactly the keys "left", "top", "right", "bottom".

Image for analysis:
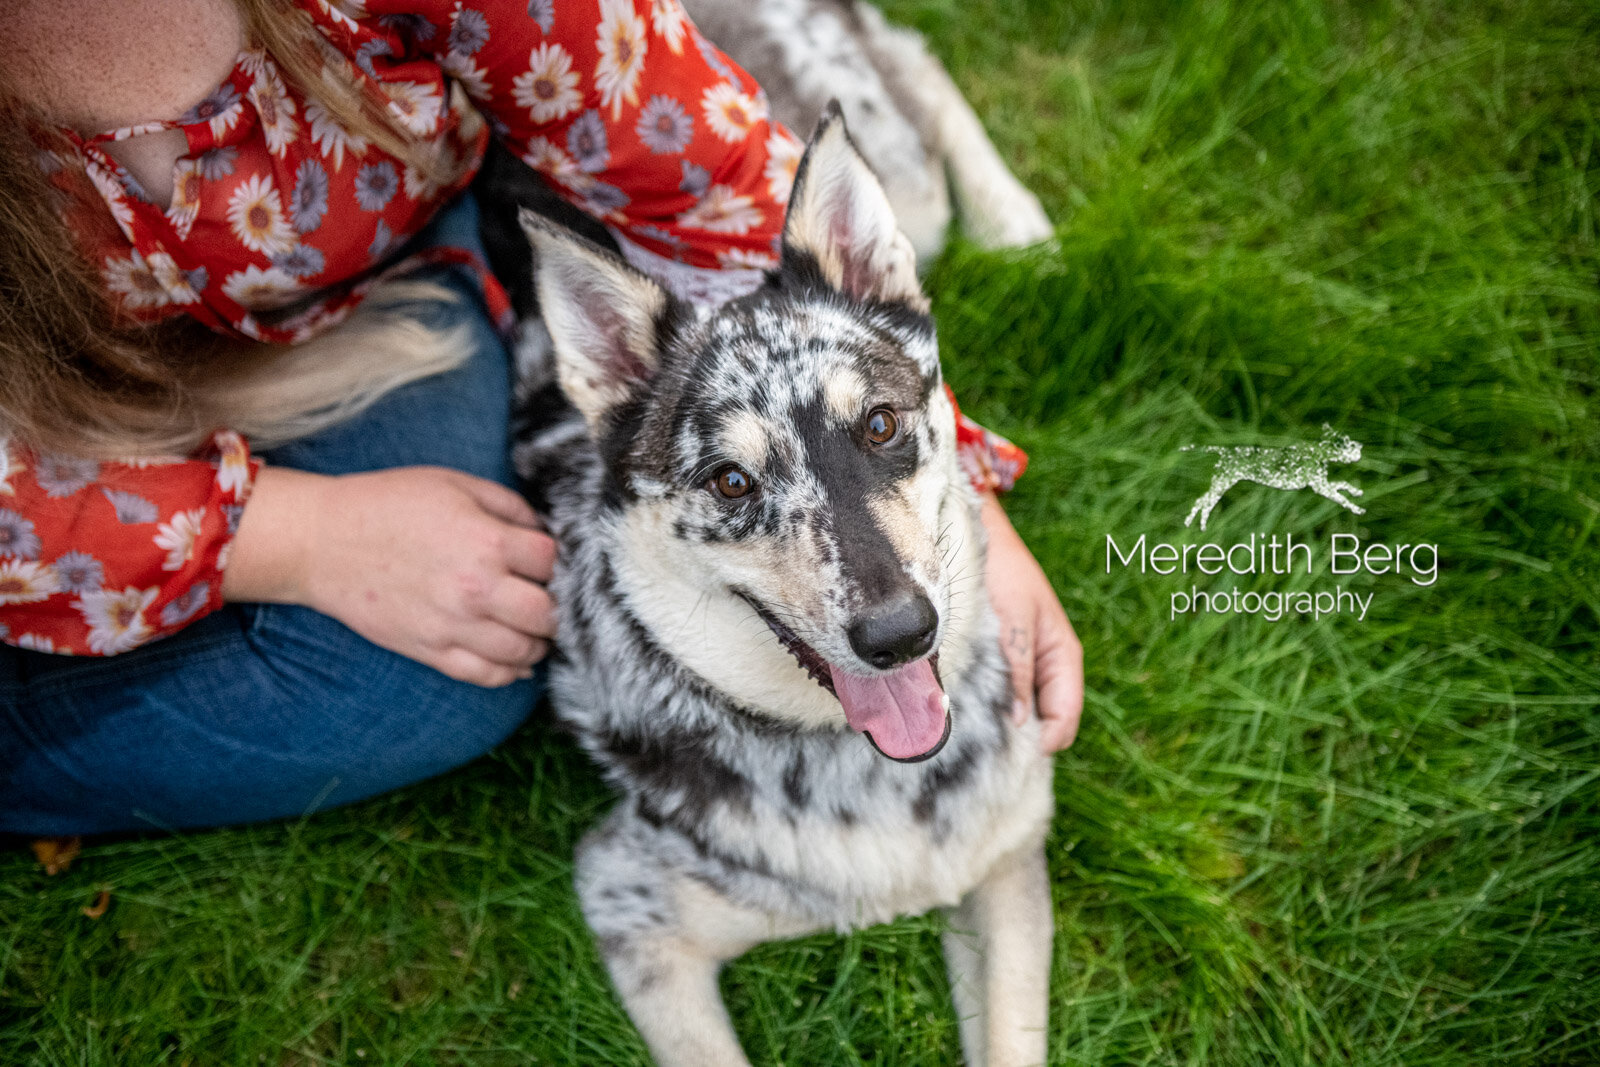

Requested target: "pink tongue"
[{"left": 830, "top": 659, "right": 947, "bottom": 760}]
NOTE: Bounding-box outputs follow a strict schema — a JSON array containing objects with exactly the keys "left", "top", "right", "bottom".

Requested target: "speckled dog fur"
[{"left": 513, "top": 108, "right": 1055, "bottom": 1067}]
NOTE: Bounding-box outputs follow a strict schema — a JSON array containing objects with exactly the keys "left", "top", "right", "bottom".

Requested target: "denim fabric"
[{"left": 0, "top": 194, "right": 542, "bottom": 836}]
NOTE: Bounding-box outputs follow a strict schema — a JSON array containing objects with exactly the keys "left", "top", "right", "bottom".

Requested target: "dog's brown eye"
[
  {"left": 712, "top": 465, "right": 754, "bottom": 499},
  {"left": 865, "top": 408, "right": 899, "bottom": 444}
]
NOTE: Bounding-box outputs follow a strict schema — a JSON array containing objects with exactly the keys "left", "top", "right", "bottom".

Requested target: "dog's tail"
[{"left": 187, "top": 280, "right": 473, "bottom": 451}]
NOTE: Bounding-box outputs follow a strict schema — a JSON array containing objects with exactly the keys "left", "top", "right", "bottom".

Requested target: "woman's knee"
[{"left": 0, "top": 605, "right": 541, "bottom": 836}]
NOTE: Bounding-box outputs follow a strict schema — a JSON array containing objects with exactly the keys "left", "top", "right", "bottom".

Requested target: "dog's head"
[
  {"left": 523, "top": 105, "right": 968, "bottom": 762},
  {"left": 1320, "top": 424, "right": 1361, "bottom": 463}
]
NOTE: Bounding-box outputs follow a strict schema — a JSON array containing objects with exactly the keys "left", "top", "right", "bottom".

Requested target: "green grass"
[{"left": 4, "top": 0, "right": 1598, "bottom": 1062}]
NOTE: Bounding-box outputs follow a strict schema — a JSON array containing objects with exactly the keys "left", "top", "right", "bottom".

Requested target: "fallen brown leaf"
[
  {"left": 31, "top": 836, "right": 81, "bottom": 875},
  {"left": 82, "top": 889, "right": 112, "bottom": 919}
]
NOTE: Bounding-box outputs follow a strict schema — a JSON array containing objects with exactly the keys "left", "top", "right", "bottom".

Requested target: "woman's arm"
[
  {"left": 980, "top": 492, "right": 1083, "bottom": 753},
  {"left": 0, "top": 432, "right": 252, "bottom": 656},
  {"left": 223, "top": 464, "right": 558, "bottom": 687}
]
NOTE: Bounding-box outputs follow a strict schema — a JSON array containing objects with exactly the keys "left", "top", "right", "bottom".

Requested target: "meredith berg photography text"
[{"left": 1106, "top": 533, "right": 1439, "bottom": 622}]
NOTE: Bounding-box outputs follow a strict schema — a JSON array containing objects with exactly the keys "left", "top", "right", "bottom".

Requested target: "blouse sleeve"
[
  {"left": 0, "top": 431, "right": 258, "bottom": 656},
  {"left": 357, "top": 0, "right": 799, "bottom": 288},
  {"left": 945, "top": 385, "right": 1028, "bottom": 495}
]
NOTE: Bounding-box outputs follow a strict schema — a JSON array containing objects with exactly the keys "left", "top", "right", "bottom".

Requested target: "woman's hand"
[
  {"left": 979, "top": 492, "right": 1084, "bottom": 753},
  {"left": 223, "top": 466, "right": 557, "bottom": 688}
]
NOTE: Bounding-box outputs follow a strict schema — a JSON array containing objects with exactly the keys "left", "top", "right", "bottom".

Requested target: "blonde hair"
[{"left": 0, "top": 0, "right": 457, "bottom": 458}]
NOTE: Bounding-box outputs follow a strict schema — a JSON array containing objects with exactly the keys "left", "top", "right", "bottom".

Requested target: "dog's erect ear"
[
  {"left": 780, "top": 102, "right": 929, "bottom": 312},
  {"left": 520, "top": 208, "right": 669, "bottom": 428}
]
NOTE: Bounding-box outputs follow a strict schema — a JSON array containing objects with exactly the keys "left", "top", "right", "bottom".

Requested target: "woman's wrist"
[{"left": 220, "top": 465, "right": 328, "bottom": 606}]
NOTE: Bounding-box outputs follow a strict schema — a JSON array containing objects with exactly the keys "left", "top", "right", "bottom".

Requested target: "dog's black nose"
[{"left": 848, "top": 593, "right": 938, "bottom": 670}]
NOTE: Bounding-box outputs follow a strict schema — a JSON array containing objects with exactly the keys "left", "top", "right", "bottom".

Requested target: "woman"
[{"left": 0, "top": 0, "right": 1082, "bottom": 835}]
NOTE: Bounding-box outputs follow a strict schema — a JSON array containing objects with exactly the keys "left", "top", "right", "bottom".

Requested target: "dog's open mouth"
[{"left": 741, "top": 595, "right": 950, "bottom": 763}]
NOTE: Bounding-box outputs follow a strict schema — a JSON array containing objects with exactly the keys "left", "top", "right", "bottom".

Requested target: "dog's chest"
[{"left": 715, "top": 719, "right": 1055, "bottom": 927}]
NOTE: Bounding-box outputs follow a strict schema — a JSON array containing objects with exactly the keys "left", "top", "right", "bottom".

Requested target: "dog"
[
  {"left": 1182, "top": 424, "right": 1366, "bottom": 530},
  {"left": 679, "top": 0, "right": 1055, "bottom": 260},
  {"left": 511, "top": 102, "right": 1056, "bottom": 1066}
]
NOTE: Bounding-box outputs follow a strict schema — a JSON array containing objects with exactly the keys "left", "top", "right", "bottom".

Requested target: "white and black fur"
[
  {"left": 681, "top": 0, "right": 1053, "bottom": 260},
  {"left": 513, "top": 105, "right": 1055, "bottom": 1066}
]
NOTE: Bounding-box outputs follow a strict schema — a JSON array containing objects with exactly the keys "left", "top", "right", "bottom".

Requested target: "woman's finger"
[
  {"left": 453, "top": 619, "right": 549, "bottom": 668},
  {"left": 487, "top": 574, "right": 559, "bottom": 640},
  {"left": 1035, "top": 610, "right": 1084, "bottom": 752},
  {"left": 501, "top": 525, "right": 558, "bottom": 584},
  {"left": 454, "top": 470, "right": 542, "bottom": 528},
  {"left": 1002, "top": 614, "right": 1036, "bottom": 725},
  {"left": 433, "top": 646, "right": 532, "bottom": 689}
]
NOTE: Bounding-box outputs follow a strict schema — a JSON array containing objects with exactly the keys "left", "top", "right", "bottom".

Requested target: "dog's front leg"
[
  {"left": 580, "top": 825, "right": 817, "bottom": 1067},
  {"left": 599, "top": 932, "right": 749, "bottom": 1067},
  {"left": 942, "top": 844, "right": 1053, "bottom": 1066},
  {"left": 1186, "top": 476, "right": 1236, "bottom": 530}
]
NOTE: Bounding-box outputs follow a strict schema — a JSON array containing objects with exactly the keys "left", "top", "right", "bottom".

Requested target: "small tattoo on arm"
[{"left": 1008, "top": 624, "right": 1030, "bottom": 659}]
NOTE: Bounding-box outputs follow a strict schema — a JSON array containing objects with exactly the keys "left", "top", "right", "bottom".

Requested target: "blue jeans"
[{"left": 0, "top": 195, "right": 542, "bottom": 837}]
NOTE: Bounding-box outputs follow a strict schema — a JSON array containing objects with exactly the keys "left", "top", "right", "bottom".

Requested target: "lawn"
[{"left": 4, "top": 0, "right": 1598, "bottom": 1063}]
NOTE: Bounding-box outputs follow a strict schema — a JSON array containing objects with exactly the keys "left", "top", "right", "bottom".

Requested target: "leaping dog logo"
[{"left": 1182, "top": 424, "right": 1365, "bottom": 530}]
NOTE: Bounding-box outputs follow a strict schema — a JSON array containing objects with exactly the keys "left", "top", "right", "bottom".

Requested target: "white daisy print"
[
  {"left": 103, "top": 252, "right": 173, "bottom": 312},
  {"left": 385, "top": 80, "right": 445, "bottom": 137},
  {"left": 717, "top": 247, "right": 779, "bottom": 270},
  {"left": 513, "top": 43, "right": 582, "bottom": 124},
  {"left": 765, "top": 126, "right": 804, "bottom": 204},
  {"left": 146, "top": 252, "right": 200, "bottom": 305},
  {"left": 222, "top": 265, "right": 303, "bottom": 310},
  {"left": 0, "top": 508, "right": 41, "bottom": 559},
  {"left": 652, "top": 0, "right": 688, "bottom": 54},
  {"left": 595, "top": 0, "right": 648, "bottom": 121},
  {"left": 522, "top": 136, "right": 585, "bottom": 186},
  {"left": 0, "top": 438, "right": 18, "bottom": 496},
  {"left": 306, "top": 100, "right": 368, "bottom": 171},
  {"left": 85, "top": 161, "right": 138, "bottom": 237},
  {"left": 441, "top": 50, "right": 493, "bottom": 103},
  {"left": 227, "top": 175, "right": 295, "bottom": 256},
  {"left": 154, "top": 508, "right": 206, "bottom": 572},
  {"left": 318, "top": 0, "right": 364, "bottom": 32},
  {"left": 34, "top": 454, "right": 100, "bottom": 499},
  {"left": 103, "top": 488, "right": 159, "bottom": 524},
  {"left": 76, "top": 586, "right": 158, "bottom": 655},
  {"left": 636, "top": 95, "right": 693, "bottom": 154},
  {"left": 251, "top": 67, "right": 300, "bottom": 158},
  {"left": 702, "top": 83, "right": 767, "bottom": 143},
  {"left": 0, "top": 560, "right": 59, "bottom": 605},
  {"left": 167, "top": 159, "right": 206, "bottom": 239},
  {"left": 15, "top": 633, "right": 55, "bottom": 654},
  {"left": 678, "top": 184, "right": 764, "bottom": 234},
  {"left": 52, "top": 551, "right": 105, "bottom": 594},
  {"left": 403, "top": 160, "right": 442, "bottom": 203},
  {"left": 214, "top": 431, "right": 251, "bottom": 498}
]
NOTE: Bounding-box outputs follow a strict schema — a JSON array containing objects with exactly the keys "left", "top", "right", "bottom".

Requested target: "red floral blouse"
[{"left": 1, "top": 0, "right": 1026, "bottom": 657}]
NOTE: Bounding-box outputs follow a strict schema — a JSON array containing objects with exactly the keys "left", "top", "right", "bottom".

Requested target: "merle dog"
[{"left": 513, "top": 105, "right": 1055, "bottom": 1066}]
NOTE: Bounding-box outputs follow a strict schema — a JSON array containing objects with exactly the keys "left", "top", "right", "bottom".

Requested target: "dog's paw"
[{"left": 964, "top": 182, "right": 1055, "bottom": 250}]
